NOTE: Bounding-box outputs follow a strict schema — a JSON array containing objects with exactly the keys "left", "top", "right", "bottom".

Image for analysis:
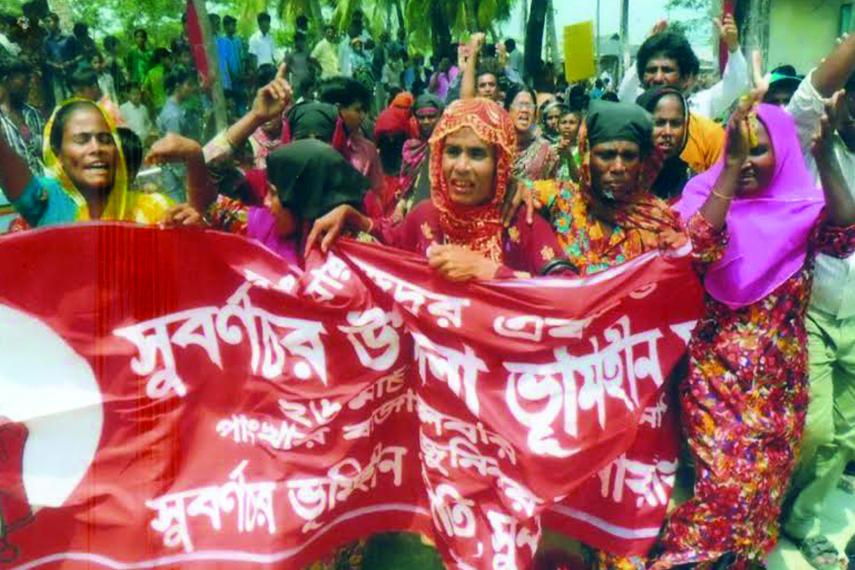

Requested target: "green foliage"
[
  {"left": 666, "top": 0, "right": 714, "bottom": 40},
  {"left": 666, "top": 0, "right": 712, "bottom": 9},
  {"left": 0, "top": 0, "right": 513, "bottom": 57}
]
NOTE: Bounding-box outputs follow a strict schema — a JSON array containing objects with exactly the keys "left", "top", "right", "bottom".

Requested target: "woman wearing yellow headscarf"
[{"left": 0, "top": 98, "right": 172, "bottom": 227}]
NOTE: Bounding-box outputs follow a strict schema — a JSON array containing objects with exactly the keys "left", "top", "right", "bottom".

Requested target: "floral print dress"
[
  {"left": 534, "top": 179, "right": 682, "bottom": 276},
  {"left": 651, "top": 214, "right": 855, "bottom": 569}
]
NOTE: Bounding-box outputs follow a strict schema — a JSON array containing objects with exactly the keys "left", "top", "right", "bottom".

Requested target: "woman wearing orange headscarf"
[{"left": 307, "top": 97, "right": 575, "bottom": 279}]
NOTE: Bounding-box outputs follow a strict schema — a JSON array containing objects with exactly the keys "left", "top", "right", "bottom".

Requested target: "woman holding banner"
[{"left": 306, "top": 97, "right": 575, "bottom": 280}]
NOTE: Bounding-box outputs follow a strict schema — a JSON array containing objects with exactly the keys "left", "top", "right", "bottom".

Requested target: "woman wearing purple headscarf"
[{"left": 650, "top": 99, "right": 855, "bottom": 569}]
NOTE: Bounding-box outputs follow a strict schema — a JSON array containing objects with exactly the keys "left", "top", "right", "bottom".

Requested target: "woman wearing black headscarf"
[
  {"left": 170, "top": 138, "right": 369, "bottom": 268},
  {"left": 636, "top": 86, "right": 693, "bottom": 202},
  {"left": 533, "top": 99, "right": 684, "bottom": 275}
]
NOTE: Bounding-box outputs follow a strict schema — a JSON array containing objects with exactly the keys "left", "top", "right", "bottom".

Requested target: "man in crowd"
[
  {"left": 618, "top": 15, "right": 748, "bottom": 120},
  {"left": 617, "top": 19, "right": 745, "bottom": 173},
  {"left": 126, "top": 28, "right": 152, "bottom": 87},
  {"left": 43, "top": 12, "right": 78, "bottom": 103},
  {"left": 210, "top": 14, "right": 240, "bottom": 113},
  {"left": 476, "top": 66, "right": 502, "bottom": 102},
  {"left": 311, "top": 25, "right": 340, "bottom": 79},
  {"left": 119, "top": 83, "right": 153, "bottom": 143},
  {"left": 782, "top": 32, "right": 855, "bottom": 569},
  {"left": 68, "top": 66, "right": 101, "bottom": 102},
  {"left": 72, "top": 22, "right": 97, "bottom": 61},
  {"left": 504, "top": 38, "right": 523, "bottom": 83},
  {"left": 157, "top": 69, "right": 197, "bottom": 201},
  {"left": 0, "top": 61, "right": 44, "bottom": 176},
  {"left": 248, "top": 12, "right": 276, "bottom": 69},
  {"left": 102, "top": 35, "right": 126, "bottom": 96},
  {"left": 285, "top": 34, "right": 319, "bottom": 101},
  {"left": 763, "top": 64, "right": 803, "bottom": 107}
]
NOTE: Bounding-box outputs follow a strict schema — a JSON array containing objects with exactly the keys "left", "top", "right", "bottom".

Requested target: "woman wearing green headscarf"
[{"left": 0, "top": 98, "right": 173, "bottom": 226}]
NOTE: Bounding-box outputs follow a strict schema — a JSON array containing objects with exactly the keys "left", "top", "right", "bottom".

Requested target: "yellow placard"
[{"left": 564, "top": 21, "right": 596, "bottom": 82}]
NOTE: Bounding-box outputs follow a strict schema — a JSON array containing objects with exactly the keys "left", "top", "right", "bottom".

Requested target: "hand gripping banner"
[{"left": 0, "top": 224, "right": 702, "bottom": 569}]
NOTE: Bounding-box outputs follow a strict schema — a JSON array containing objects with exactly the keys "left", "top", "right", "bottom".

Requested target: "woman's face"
[
  {"left": 651, "top": 94, "right": 687, "bottom": 158},
  {"left": 264, "top": 187, "right": 297, "bottom": 236},
  {"left": 60, "top": 107, "right": 117, "bottom": 194},
  {"left": 416, "top": 109, "right": 441, "bottom": 139},
  {"left": 589, "top": 140, "right": 643, "bottom": 201},
  {"left": 545, "top": 107, "right": 562, "bottom": 132},
  {"left": 340, "top": 101, "right": 366, "bottom": 132},
  {"left": 509, "top": 91, "right": 535, "bottom": 133},
  {"left": 738, "top": 120, "right": 775, "bottom": 195},
  {"left": 441, "top": 126, "right": 496, "bottom": 207},
  {"left": 559, "top": 113, "right": 581, "bottom": 142}
]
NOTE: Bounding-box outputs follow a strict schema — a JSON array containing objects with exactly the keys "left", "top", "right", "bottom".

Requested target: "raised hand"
[
  {"left": 724, "top": 96, "right": 753, "bottom": 166},
  {"left": 650, "top": 20, "right": 668, "bottom": 37},
  {"left": 251, "top": 63, "right": 292, "bottom": 123},
  {"left": 812, "top": 93, "right": 845, "bottom": 160},
  {"left": 470, "top": 32, "right": 486, "bottom": 53},
  {"left": 145, "top": 133, "right": 203, "bottom": 165},
  {"left": 714, "top": 14, "right": 740, "bottom": 51},
  {"left": 752, "top": 49, "right": 769, "bottom": 98},
  {"left": 824, "top": 88, "right": 853, "bottom": 132}
]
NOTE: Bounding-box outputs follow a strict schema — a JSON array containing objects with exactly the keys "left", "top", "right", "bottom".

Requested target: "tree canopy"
[{"left": 1, "top": 0, "right": 515, "bottom": 57}]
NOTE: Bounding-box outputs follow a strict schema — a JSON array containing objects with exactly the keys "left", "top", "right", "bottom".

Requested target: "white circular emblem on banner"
[{"left": 0, "top": 304, "right": 103, "bottom": 510}]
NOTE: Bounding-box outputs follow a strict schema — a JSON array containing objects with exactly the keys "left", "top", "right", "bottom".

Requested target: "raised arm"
[
  {"left": 813, "top": 93, "right": 855, "bottom": 227},
  {"left": 698, "top": 103, "right": 751, "bottom": 230},
  {"left": 204, "top": 62, "right": 292, "bottom": 164},
  {"left": 693, "top": 15, "right": 749, "bottom": 119},
  {"left": 789, "top": 33, "right": 855, "bottom": 159},
  {"left": 812, "top": 33, "right": 855, "bottom": 97},
  {"left": 617, "top": 65, "right": 641, "bottom": 104},
  {"left": 145, "top": 133, "right": 217, "bottom": 213},
  {"left": 0, "top": 127, "right": 34, "bottom": 202},
  {"left": 460, "top": 34, "right": 485, "bottom": 100}
]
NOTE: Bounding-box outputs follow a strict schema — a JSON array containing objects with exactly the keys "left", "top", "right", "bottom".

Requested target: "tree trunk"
[
  {"left": 430, "top": 2, "right": 452, "bottom": 57},
  {"left": 48, "top": 0, "right": 74, "bottom": 32},
  {"left": 468, "top": 0, "right": 479, "bottom": 32},
  {"left": 619, "top": 0, "right": 629, "bottom": 80},
  {"left": 394, "top": 0, "right": 405, "bottom": 31},
  {"left": 308, "top": 0, "right": 325, "bottom": 27},
  {"left": 189, "top": 0, "right": 228, "bottom": 133},
  {"left": 524, "top": 0, "right": 548, "bottom": 83}
]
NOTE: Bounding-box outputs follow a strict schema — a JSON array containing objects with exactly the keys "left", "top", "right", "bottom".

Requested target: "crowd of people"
[{"left": 1, "top": 2, "right": 855, "bottom": 569}]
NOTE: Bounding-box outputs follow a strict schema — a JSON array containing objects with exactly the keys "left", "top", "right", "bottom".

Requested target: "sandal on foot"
[{"left": 797, "top": 536, "right": 843, "bottom": 570}]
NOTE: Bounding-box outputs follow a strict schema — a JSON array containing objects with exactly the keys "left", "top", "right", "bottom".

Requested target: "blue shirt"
[
  {"left": 11, "top": 176, "right": 79, "bottom": 227},
  {"left": 216, "top": 36, "right": 240, "bottom": 90},
  {"left": 156, "top": 97, "right": 189, "bottom": 202}
]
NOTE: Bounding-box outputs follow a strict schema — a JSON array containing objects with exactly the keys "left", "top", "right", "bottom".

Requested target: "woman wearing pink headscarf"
[{"left": 651, "top": 100, "right": 855, "bottom": 568}]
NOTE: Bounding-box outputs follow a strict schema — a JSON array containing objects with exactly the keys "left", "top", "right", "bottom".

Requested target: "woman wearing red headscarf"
[
  {"left": 307, "top": 97, "right": 575, "bottom": 279},
  {"left": 371, "top": 92, "right": 418, "bottom": 217}
]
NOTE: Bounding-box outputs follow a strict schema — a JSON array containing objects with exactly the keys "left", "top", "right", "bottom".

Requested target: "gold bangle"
[{"left": 711, "top": 189, "right": 733, "bottom": 201}]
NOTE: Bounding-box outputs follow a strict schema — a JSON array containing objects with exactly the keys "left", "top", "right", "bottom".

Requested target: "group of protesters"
[{"left": 2, "top": 1, "right": 855, "bottom": 568}]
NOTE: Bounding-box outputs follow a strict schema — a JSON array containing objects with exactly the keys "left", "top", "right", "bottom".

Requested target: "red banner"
[
  {"left": 185, "top": 0, "right": 210, "bottom": 82},
  {"left": 0, "top": 224, "right": 702, "bottom": 569}
]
